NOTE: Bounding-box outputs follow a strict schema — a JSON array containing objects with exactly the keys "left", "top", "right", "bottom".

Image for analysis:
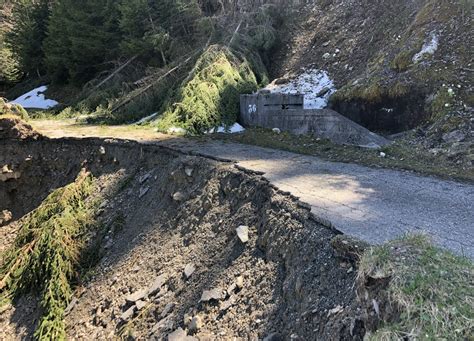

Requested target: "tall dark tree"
[
  {"left": 44, "top": 0, "right": 121, "bottom": 84},
  {"left": 6, "top": 0, "right": 50, "bottom": 77}
]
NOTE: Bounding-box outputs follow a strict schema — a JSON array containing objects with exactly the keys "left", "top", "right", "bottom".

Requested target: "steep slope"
[{"left": 270, "top": 0, "right": 473, "bottom": 163}]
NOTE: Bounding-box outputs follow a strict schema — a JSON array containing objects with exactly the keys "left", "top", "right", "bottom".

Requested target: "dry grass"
[{"left": 359, "top": 235, "right": 474, "bottom": 340}]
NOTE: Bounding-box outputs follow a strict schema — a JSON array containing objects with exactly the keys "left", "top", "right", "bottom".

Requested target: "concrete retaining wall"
[{"left": 240, "top": 93, "right": 390, "bottom": 147}]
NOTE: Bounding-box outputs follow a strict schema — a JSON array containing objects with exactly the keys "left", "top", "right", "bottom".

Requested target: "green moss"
[
  {"left": 359, "top": 235, "right": 473, "bottom": 340},
  {"left": 156, "top": 45, "right": 260, "bottom": 134},
  {"left": 0, "top": 170, "right": 99, "bottom": 340}
]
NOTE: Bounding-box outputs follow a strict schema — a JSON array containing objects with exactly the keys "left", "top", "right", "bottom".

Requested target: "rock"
[
  {"left": 263, "top": 333, "right": 283, "bottom": 341},
  {"left": 139, "top": 187, "right": 150, "bottom": 198},
  {"left": 220, "top": 295, "right": 236, "bottom": 311},
  {"left": 236, "top": 225, "right": 249, "bottom": 243},
  {"left": 184, "top": 167, "right": 194, "bottom": 177},
  {"left": 322, "top": 52, "right": 331, "bottom": 59},
  {"left": 272, "top": 128, "right": 281, "bottom": 134},
  {"left": 442, "top": 130, "right": 466, "bottom": 143},
  {"left": 139, "top": 173, "right": 151, "bottom": 184},
  {"left": 168, "top": 328, "right": 198, "bottom": 341},
  {"left": 120, "top": 306, "right": 136, "bottom": 321},
  {"left": 148, "top": 274, "right": 168, "bottom": 296},
  {"left": 64, "top": 297, "right": 78, "bottom": 316},
  {"left": 379, "top": 152, "right": 386, "bottom": 158},
  {"left": 167, "top": 127, "right": 187, "bottom": 135},
  {"left": 0, "top": 165, "right": 21, "bottom": 182},
  {"left": 172, "top": 192, "right": 186, "bottom": 202},
  {"left": 125, "top": 289, "right": 148, "bottom": 303},
  {"left": 235, "top": 276, "right": 244, "bottom": 289},
  {"left": 184, "top": 263, "right": 196, "bottom": 279},
  {"left": 0, "top": 210, "right": 12, "bottom": 225},
  {"left": 316, "top": 87, "right": 331, "bottom": 98},
  {"left": 328, "top": 305, "right": 344, "bottom": 317},
  {"left": 188, "top": 315, "right": 203, "bottom": 333},
  {"left": 99, "top": 146, "right": 106, "bottom": 155},
  {"left": 161, "top": 303, "right": 175, "bottom": 318},
  {"left": 136, "top": 300, "right": 147, "bottom": 310},
  {"left": 274, "top": 77, "right": 289, "bottom": 85},
  {"left": 200, "top": 288, "right": 224, "bottom": 302}
]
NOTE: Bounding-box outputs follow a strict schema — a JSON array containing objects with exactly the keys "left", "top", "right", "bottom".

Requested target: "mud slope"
[{"left": 0, "top": 138, "right": 367, "bottom": 340}]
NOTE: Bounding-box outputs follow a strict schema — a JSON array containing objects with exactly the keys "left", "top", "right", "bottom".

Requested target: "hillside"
[{"left": 270, "top": 0, "right": 473, "bottom": 163}]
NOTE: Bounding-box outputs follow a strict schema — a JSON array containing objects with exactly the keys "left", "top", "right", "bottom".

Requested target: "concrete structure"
[{"left": 240, "top": 92, "right": 390, "bottom": 147}]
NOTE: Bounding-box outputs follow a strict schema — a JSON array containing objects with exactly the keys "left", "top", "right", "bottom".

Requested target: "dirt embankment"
[{"left": 0, "top": 137, "right": 379, "bottom": 340}]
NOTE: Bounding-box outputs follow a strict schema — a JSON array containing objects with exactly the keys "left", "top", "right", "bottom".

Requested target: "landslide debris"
[{"left": 0, "top": 139, "right": 366, "bottom": 340}]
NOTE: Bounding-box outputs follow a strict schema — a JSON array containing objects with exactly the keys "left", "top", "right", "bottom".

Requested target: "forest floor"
[{"left": 31, "top": 119, "right": 474, "bottom": 258}]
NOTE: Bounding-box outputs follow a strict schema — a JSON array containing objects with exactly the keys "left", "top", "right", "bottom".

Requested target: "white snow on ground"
[
  {"left": 208, "top": 123, "right": 245, "bottom": 134},
  {"left": 265, "top": 69, "right": 336, "bottom": 109},
  {"left": 413, "top": 33, "right": 439, "bottom": 63},
  {"left": 11, "top": 85, "right": 59, "bottom": 109}
]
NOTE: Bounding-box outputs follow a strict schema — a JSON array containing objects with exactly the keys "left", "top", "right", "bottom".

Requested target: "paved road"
[{"left": 33, "top": 120, "right": 474, "bottom": 258}]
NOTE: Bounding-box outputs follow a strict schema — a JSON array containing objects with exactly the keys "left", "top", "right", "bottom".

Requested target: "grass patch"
[
  {"left": 390, "top": 50, "right": 414, "bottom": 73},
  {"left": 359, "top": 235, "right": 473, "bottom": 340},
  {"left": 211, "top": 128, "right": 474, "bottom": 182},
  {"left": 0, "top": 170, "right": 99, "bottom": 340}
]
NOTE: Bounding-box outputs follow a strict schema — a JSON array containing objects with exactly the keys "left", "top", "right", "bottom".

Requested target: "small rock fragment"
[
  {"left": 148, "top": 274, "right": 168, "bottom": 296},
  {"left": 236, "top": 225, "right": 249, "bottom": 243},
  {"left": 125, "top": 289, "right": 148, "bottom": 303},
  {"left": 139, "top": 187, "right": 150, "bottom": 198},
  {"left": 272, "top": 128, "right": 281, "bottom": 134},
  {"left": 328, "top": 305, "right": 344, "bottom": 317},
  {"left": 235, "top": 276, "right": 244, "bottom": 289},
  {"left": 200, "top": 288, "right": 223, "bottom": 302},
  {"left": 263, "top": 333, "right": 283, "bottom": 341},
  {"left": 120, "top": 306, "right": 136, "bottom": 321},
  {"left": 379, "top": 152, "right": 386, "bottom": 158},
  {"left": 136, "top": 300, "right": 147, "bottom": 310},
  {"left": 0, "top": 210, "right": 12, "bottom": 225},
  {"left": 99, "top": 146, "right": 106, "bottom": 155},
  {"left": 184, "top": 263, "right": 196, "bottom": 279},
  {"left": 172, "top": 192, "right": 186, "bottom": 202},
  {"left": 168, "top": 328, "right": 198, "bottom": 341},
  {"left": 188, "top": 315, "right": 203, "bottom": 333},
  {"left": 161, "top": 302, "right": 175, "bottom": 318},
  {"left": 184, "top": 167, "right": 194, "bottom": 177}
]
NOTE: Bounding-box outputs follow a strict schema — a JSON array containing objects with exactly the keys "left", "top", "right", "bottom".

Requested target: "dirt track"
[{"left": 32, "top": 120, "right": 474, "bottom": 258}]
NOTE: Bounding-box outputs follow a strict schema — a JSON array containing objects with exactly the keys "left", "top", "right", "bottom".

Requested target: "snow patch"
[
  {"left": 11, "top": 85, "right": 59, "bottom": 109},
  {"left": 208, "top": 123, "right": 245, "bottom": 134},
  {"left": 265, "top": 69, "right": 336, "bottom": 109},
  {"left": 413, "top": 34, "right": 439, "bottom": 63}
]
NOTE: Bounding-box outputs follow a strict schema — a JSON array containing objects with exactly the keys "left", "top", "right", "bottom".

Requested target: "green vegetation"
[
  {"left": 0, "top": 97, "right": 29, "bottom": 119},
  {"left": 0, "top": 170, "right": 99, "bottom": 340},
  {"left": 156, "top": 45, "right": 258, "bottom": 134},
  {"left": 390, "top": 50, "right": 414, "bottom": 73},
  {"left": 212, "top": 128, "right": 474, "bottom": 182},
  {"left": 359, "top": 235, "right": 473, "bottom": 340}
]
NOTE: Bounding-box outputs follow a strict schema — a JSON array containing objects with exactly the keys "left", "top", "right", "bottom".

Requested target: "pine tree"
[
  {"left": 44, "top": 0, "right": 121, "bottom": 84},
  {"left": 5, "top": 0, "right": 50, "bottom": 77}
]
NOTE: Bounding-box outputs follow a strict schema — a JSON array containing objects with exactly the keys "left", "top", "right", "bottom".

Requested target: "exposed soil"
[
  {"left": 0, "top": 137, "right": 371, "bottom": 340},
  {"left": 0, "top": 117, "right": 43, "bottom": 141}
]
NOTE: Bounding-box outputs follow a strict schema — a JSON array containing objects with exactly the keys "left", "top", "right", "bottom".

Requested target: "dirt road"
[{"left": 32, "top": 119, "right": 474, "bottom": 258}]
